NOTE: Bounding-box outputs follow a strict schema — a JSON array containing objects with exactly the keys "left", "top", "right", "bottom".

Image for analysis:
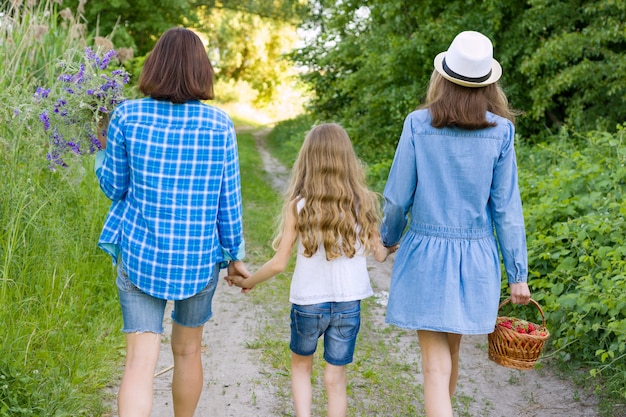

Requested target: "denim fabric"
[
  {"left": 380, "top": 109, "right": 528, "bottom": 333},
  {"left": 289, "top": 301, "right": 361, "bottom": 366},
  {"left": 117, "top": 261, "right": 219, "bottom": 333}
]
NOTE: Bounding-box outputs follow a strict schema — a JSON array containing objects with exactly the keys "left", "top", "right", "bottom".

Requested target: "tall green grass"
[{"left": 1, "top": 3, "right": 122, "bottom": 415}]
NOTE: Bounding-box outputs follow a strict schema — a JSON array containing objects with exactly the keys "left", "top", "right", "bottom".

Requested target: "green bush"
[
  {"left": 519, "top": 126, "right": 626, "bottom": 401},
  {"left": 266, "top": 113, "right": 315, "bottom": 168}
]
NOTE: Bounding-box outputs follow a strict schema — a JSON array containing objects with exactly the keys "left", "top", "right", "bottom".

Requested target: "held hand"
[
  {"left": 387, "top": 244, "right": 400, "bottom": 255},
  {"left": 373, "top": 241, "right": 400, "bottom": 262},
  {"left": 224, "top": 274, "right": 254, "bottom": 291},
  {"left": 509, "top": 282, "right": 531, "bottom": 305},
  {"left": 228, "top": 260, "right": 251, "bottom": 278},
  {"left": 227, "top": 261, "right": 253, "bottom": 293}
]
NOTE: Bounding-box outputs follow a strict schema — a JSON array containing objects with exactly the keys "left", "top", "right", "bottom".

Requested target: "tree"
[
  {"left": 198, "top": 6, "right": 300, "bottom": 105},
  {"left": 59, "top": 0, "right": 308, "bottom": 109},
  {"left": 61, "top": 0, "right": 198, "bottom": 55},
  {"left": 519, "top": 0, "right": 626, "bottom": 133},
  {"left": 293, "top": 0, "right": 626, "bottom": 161},
  {"left": 292, "top": 0, "right": 529, "bottom": 164}
]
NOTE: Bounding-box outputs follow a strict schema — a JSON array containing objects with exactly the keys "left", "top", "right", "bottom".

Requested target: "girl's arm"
[
  {"left": 371, "top": 231, "right": 399, "bottom": 262},
  {"left": 226, "top": 201, "right": 298, "bottom": 290}
]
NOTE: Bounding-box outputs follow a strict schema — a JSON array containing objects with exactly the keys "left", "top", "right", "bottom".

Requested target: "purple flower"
[
  {"left": 34, "top": 87, "right": 50, "bottom": 99},
  {"left": 73, "top": 63, "right": 86, "bottom": 83},
  {"left": 46, "top": 150, "right": 68, "bottom": 169},
  {"left": 39, "top": 111, "right": 51, "bottom": 131},
  {"left": 35, "top": 45, "right": 130, "bottom": 169},
  {"left": 88, "top": 133, "right": 102, "bottom": 152},
  {"left": 67, "top": 141, "right": 81, "bottom": 155},
  {"left": 99, "top": 49, "right": 117, "bottom": 70},
  {"left": 50, "top": 128, "right": 64, "bottom": 146}
]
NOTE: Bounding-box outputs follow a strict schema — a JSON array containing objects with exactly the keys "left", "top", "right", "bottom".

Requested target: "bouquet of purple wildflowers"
[{"left": 33, "top": 47, "right": 130, "bottom": 169}]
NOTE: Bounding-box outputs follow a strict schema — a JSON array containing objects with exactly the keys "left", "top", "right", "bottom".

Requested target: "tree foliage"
[
  {"left": 58, "top": 0, "right": 307, "bottom": 107},
  {"left": 199, "top": 6, "right": 299, "bottom": 105},
  {"left": 60, "top": 0, "right": 198, "bottom": 55},
  {"left": 519, "top": 0, "right": 626, "bottom": 133},
  {"left": 293, "top": 0, "right": 626, "bottom": 165}
]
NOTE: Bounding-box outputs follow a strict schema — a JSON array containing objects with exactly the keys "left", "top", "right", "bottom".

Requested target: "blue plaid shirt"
[{"left": 95, "top": 98, "right": 244, "bottom": 300}]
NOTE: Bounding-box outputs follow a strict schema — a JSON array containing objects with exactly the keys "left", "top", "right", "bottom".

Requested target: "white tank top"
[{"left": 289, "top": 199, "right": 374, "bottom": 305}]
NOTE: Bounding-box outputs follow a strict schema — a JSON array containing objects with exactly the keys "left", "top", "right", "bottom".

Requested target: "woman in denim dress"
[{"left": 380, "top": 31, "right": 531, "bottom": 417}]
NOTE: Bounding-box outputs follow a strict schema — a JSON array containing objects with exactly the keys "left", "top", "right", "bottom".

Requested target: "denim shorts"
[
  {"left": 116, "top": 261, "right": 219, "bottom": 334},
  {"left": 289, "top": 300, "right": 361, "bottom": 366}
]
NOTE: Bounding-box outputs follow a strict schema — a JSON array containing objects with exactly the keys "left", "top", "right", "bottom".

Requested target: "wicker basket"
[{"left": 488, "top": 298, "right": 550, "bottom": 370}]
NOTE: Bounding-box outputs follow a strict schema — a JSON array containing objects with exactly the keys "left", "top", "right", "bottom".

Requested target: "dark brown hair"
[
  {"left": 139, "top": 27, "right": 214, "bottom": 103},
  {"left": 422, "top": 70, "right": 518, "bottom": 129}
]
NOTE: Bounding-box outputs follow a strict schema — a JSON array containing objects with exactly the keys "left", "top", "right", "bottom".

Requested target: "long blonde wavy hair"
[{"left": 273, "top": 123, "right": 381, "bottom": 260}]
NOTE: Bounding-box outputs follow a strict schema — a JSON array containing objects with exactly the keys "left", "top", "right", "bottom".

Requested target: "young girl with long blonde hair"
[{"left": 226, "top": 123, "right": 396, "bottom": 417}]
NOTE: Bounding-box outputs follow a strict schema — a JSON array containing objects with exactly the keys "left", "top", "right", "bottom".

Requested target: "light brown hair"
[
  {"left": 274, "top": 123, "right": 381, "bottom": 260},
  {"left": 139, "top": 27, "right": 214, "bottom": 103},
  {"left": 422, "top": 70, "right": 519, "bottom": 129}
]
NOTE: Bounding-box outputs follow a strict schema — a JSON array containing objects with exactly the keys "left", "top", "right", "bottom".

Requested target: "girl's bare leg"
[
  {"left": 324, "top": 363, "right": 347, "bottom": 417},
  {"left": 291, "top": 352, "right": 314, "bottom": 417}
]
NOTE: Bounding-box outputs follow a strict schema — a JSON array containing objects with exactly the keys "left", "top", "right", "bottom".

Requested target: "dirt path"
[{"left": 108, "top": 127, "right": 601, "bottom": 416}]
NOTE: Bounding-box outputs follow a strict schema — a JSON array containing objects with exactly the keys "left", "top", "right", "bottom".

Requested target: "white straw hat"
[{"left": 433, "top": 31, "right": 502, "bottom": 88}]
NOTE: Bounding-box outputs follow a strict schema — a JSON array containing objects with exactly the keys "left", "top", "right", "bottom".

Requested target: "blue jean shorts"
[
  {"left": 116, "top": 261, "right": 219, "bottom": 334},
  {"left": 289, "top": 300, "right": 361, "bottom": 366}
]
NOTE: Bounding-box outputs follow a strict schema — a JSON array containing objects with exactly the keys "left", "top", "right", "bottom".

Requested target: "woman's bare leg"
[
  {"left": 447, "top": 333, "right": 462, "bottom": 397},
  {"left": 417, "top": 330, "right": 454, "bottom": 417},
  {"left": 118, "top": 332, "right": 161, "bottom": 417},
  {"left": 171, "top": 322, "right": 205, "bottom": 417}
]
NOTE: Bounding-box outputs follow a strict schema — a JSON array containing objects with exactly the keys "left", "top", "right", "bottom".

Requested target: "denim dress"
[{"left": 380, "top": 109, "right": 528, "bottom": 334}]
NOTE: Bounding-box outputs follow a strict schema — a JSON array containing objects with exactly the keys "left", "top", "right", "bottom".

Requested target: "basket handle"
[{"left": 498, "top": 298, "right": 546, "bottom": 328}]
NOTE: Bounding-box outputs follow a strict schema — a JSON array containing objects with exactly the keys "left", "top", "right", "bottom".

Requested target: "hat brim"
[{"left": 433, "top": 52, "right": 502, "bottom": 88}]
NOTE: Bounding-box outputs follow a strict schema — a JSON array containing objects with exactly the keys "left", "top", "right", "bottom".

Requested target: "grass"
[
  {"left": 0, "top": 3, "right": 124, "bottom": 414},
  {"left": 0, "top": 153, "right": 122, "bottom": 415}
]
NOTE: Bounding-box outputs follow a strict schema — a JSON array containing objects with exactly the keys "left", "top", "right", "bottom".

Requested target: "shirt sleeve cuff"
[
  {"left": 94, "top": 149, "right": 106, "bottom": 176},
  {"left": 219, "top": 239, "right": 246, "bottom": 269}
]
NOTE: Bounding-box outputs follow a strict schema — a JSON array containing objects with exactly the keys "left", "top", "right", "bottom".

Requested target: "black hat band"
[{"left": 442, "top": 57, "right": 492, "bottom": 83}]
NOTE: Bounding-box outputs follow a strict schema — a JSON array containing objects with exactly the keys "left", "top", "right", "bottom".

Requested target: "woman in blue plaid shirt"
[{"left": 95, "top": 28, "right": 249, "bottom": 417}]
